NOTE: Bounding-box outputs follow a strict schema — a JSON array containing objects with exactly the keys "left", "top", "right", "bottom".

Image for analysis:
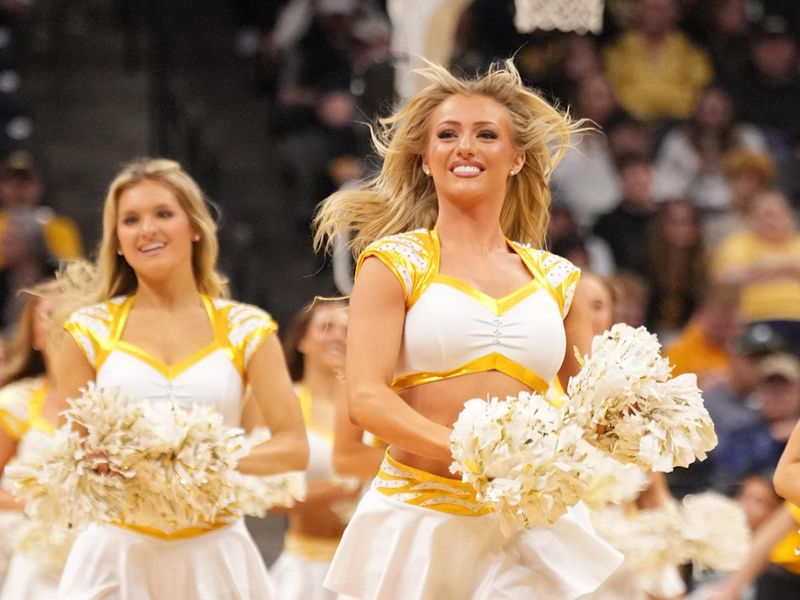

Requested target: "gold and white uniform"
[
  {"left": 271, "top": 386, "right": 341, "bottom": 600},
  {"left": 0, "top": 376, "right": 58, "bottom": 599},
  {"left": 324, "top": 230, "right": 623, "bottom": 600},
  {"left": 56, "top": 295, "right": 278, "bottom": 600}
]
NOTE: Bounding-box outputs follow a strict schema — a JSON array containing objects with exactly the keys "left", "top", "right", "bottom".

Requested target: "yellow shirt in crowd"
[
  {"left": 603, "top": 31, "right": 712, "bottom": 121},
  {"left": 0, "top": 209, "right": 83, "bottom": 267},
  {"left": 770, "top": 503, "right": 800, "bottom": 574},
  {"left": 712, "top": 231, "right": 800, "bottom": 322},
  {"left": 665, "top": 321, "right": 730, "bottom": 379}
]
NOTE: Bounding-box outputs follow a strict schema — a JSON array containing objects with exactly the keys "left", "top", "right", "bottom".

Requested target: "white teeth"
[{"left": 453, "top": 165, "right": 481, "bottom": 174}]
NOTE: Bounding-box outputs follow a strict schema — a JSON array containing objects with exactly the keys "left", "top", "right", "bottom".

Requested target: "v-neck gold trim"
[
  {"left": 109, "top": 295, "right": 227, "bottom": 381},
  {"left": 428, "top": 230, "right": 549, "bottom": 316}
]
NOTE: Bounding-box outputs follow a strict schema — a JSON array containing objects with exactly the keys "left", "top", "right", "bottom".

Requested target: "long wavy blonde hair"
[
  {"left": 57, "top": 159, "right": 228, "bottom": 323},
  {"left": 314, "top": 60, "right": 581, "bottom": 255}
]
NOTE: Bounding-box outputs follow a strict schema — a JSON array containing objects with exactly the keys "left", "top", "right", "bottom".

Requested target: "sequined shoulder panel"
[
  {"left": 213, "top": 299, "right": 278, "bottom": 373},
  {"left": 63, "top": 296, "right": 128, "bottom": 370},
  {"left": 355, "top": 230, "right": 436, "bottom": 307},
  {"left": 511, "top": 245, "right": 581, "bottom": 318}
]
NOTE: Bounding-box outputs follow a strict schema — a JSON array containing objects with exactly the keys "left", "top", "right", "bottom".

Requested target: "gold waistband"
[
  {"left": 284, "top": 531, "right": 340, "bottom": 562},
  {"left": 112, "top": 520, "right": 230, "bottom": 540},
  {"left": 373, "top": 451, "right": 492, "bottom": 517}
]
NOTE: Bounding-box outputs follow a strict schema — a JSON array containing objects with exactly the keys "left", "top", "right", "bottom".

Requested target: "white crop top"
[
  {"left": 64, "top": 295, "right": 277, "bottom": 427},
  {"left": 356, "top": 229, "right": 581, "bottom": 393},
  {"left": 296, "top": 385, "right": 335, "bottom": 483}
]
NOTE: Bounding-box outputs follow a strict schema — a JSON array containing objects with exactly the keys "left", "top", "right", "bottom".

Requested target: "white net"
[{"left": 514, "top": 0, "right": 604, "bottom": 34}]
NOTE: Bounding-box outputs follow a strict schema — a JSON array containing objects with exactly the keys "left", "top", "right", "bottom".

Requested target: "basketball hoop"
[{"left": 514, "top": 0, "right": 604, "bottom": 34}]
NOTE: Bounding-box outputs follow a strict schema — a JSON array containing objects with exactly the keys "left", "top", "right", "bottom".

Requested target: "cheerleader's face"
[
  {"left": 299, "top": 304, "right": 348, "bottom": 372},
  {"left": 116, "top": 180, "right": 197, "bottom": 280},
  {"left": 422, "top": 94, "right": 524, "bottom": 208}
]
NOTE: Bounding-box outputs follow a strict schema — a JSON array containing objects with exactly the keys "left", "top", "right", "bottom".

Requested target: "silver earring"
[
  {"left": 422, "top": 165, "right": 430, "bottom": 176},
  {"left": 117, "top": 249, "right": 123, "bottom": 256},
  {"left": 193, "top": 234, "right": 201, "bottom": 242},
  {"left": 510, "top": 169, "right": 518, "bottom": 176}
]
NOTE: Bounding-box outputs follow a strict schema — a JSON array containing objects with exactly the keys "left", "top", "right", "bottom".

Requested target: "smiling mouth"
[
  {"left": 451, "top": 165, "right": 483, "bottom": 176},
  {"left": 139, "top": 243, "right": 166, "bottom": 254}
]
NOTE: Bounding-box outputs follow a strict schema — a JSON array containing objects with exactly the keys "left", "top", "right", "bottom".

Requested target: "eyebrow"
[{"left": 435, "top": 120, "right": 499, "bottom": 127}]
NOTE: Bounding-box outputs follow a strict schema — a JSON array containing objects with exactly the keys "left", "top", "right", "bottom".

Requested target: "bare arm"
[
  {"left": 346, "top": 258, "right": 452, "bottom": 462},
  {"left": 557, "top": 280, "right": 594, "bottom": 391},
  {"left": 54, "top": 333, "right": 96, "bottom": 427},
  {"left": 333, "top": 380, "right": 384, "bottom": 478},
  {"left": 236, "top": 334, "right": 309, "bottom": 475},
  {"left": 0, "top": 430, "right": 22, "bottom": 511},
  {"left": 774, "top": 419, "right": 800, "bottom": 504},
  {"left": 705, "top": 504, "right": 797, "bottom": 599}
]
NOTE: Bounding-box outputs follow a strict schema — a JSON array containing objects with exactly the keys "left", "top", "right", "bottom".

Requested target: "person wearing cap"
[
  {"left": 712, "top": 353, "right": 800, "bottom": 493},
  {"left": 0, "top": 151, "right": 82, "bottom": 268},
  {"left": 734, "top": 12, "right": 800, "bottom": 151}
]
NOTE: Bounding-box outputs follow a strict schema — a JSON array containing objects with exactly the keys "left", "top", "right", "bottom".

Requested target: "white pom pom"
[{"left": 680, "top": 492, "right": 750, "bottom": 572}]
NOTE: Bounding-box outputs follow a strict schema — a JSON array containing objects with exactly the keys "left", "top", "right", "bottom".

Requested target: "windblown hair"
[
  {"left": 314, "top": 60, "right": 581, "bottom": 255},
  {"left": 0, "top": 279, "right": 62, "bottom": 385},
  {"left": 56, "top": 158, "right": 228, "bottom": 324}
]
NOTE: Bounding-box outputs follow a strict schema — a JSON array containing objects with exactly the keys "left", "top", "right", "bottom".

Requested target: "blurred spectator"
[
  {"left": 609, "top": 271, "right": 650, "bottom": 328},
  {"left": 551, "top": 73, "right": 624, "bottom": 229},
  {"left": 652, "top": 84, "right": 766, "bottom": 211},
  {"left": 545, "top": 34, "right": 604, "bottom": 106},
  {"left": 712, "top": 191, "right": 800, "bottom": 353},
  {"left": 605, "top": 115, "right": 654, "bottom": 159},
  {"left": 581, "top": 271, "right": 616, "bottom": 335},
  {"left": 0, "top": 211, "right": 57, "bottom": 333},
  {"left": 603, "top": 0, "right": 713, "bottom": 121},
  {"left": 700, "top": 0, "right": 752, "bottom": 92},
  {"left": 593, "top": 154, "right": 656, "bottom": 273},
  {"left": 705, "top": 150, "right": 777, "bottom": 250},
  {"left": 0, "top": 151, "right": 82, "bottom": 267},
  {"left": 713, "top": 353, "right": 800, "bottom": 493},
  {"left": 665, "top": 282, "right": 739, "bottom": 385},
  {"left": 738, "top": 474, "right": 783, "bottom": 533},
  {"left": 270, "top": 0, "right": 390, "bottom": 134},
  {"left": 734, "top": 13, "right": 800, "bottom": 154},
  {"left": 643, "top": 199, "right": 707, "bottom": 336},
  {"left": 548, "top": 202, "right": 615, "bottom": 276}
]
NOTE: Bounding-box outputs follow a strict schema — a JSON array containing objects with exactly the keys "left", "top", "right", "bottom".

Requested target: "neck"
[
  {"left": 642, "top": 30, "right": 669, "bottom": 47},
  {"left": 133, "top": 268, "right": 202, "bottom": 310},
  {"left": 435, "top": 205, "right": 508, "bottom": 254},
  {"left": 301, "top": 361, "right": 342, "bottom": 402}
]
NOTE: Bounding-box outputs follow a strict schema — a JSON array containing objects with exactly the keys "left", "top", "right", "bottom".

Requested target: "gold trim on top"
[
  {"left": 27, "top": 381, "right": 54, "bottom": 435},
  {"left": 296, "top": 385, "right": 334, "bottom": 444},
  {"left": 428, "top": 230, "right": 548, "bottom": 315},
  {"left": 109, "top": 295, "right": 226, "bottom": 381},
  {"left": 283, "top": 531, "right": 340, "bottom": 562},
  {"left": 0, "top": 407, "right": 23, "bottom": 439},
  {"left": 391, "top": 353, "right": 550, "bottom": 395}
]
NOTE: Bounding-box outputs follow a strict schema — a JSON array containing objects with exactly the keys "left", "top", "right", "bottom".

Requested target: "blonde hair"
[
  {"left": 314, "top": 60, "right": 581, "bottom": 255},
  {"left": 58, "top": 159, "right": 228, "bottom": 322}
]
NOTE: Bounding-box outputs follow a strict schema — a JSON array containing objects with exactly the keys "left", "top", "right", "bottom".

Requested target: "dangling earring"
[{"left": 422, "top": 165, "right": 430, "bottom": 176}]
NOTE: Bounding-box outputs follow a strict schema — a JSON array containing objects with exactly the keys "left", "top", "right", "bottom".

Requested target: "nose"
[
  {"left": 456, "top": 135, "right": 475, "bottom": 157},
  {"left": 140, "top": 215, "right": 157, "bottom": 236}
]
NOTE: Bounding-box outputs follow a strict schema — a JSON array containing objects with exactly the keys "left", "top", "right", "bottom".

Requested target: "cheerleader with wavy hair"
[
  {"left": 314, "top": 60, "right": 622, "bottom": 599},
  {"left": 52, "top": 158, "right": 309, "bottom": 599}
]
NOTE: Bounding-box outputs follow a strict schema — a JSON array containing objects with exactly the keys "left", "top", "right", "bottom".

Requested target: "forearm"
[
  {"left": 333, "top": 440, "right": 384, "bottom": 479},
  {"left": 716, "top": 505, "right": 796, "bottom": 596},
  {"left": 349, "top": 386, "right": 452, "bottom": 462},
  {"left": 236, "top": 431, "right": 309, "bottom": 476},
  {"left": 0, "top": 489, "right": 23, "bottom": 512}
]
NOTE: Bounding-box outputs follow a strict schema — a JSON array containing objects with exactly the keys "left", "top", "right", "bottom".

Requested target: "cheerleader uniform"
[
  {"left": 56, "top": 295, "right": 278, "bottom": 600},
  {"left": 0, "top": 376, "right": 58, "bottom": 599},
  {"left": 271, "top": 385, "right": 343, "bottom": 600},
  {"left": 324, "top": 229, "right": 623, "bottom": 600}
]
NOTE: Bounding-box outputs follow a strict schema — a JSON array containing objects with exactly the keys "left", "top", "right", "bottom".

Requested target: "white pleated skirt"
[
  {"left": 577, "top": 564, "right": 686, "bottom": 600},
  {"left": 57, "top": 519, "right": 275, "bottom": 600},
  {"left": 0, "top": 552, "right": 59, "bottom": 599},
  {"left": 324, "top": 488, "right": 623, "bottom": 600},
  {"left": 271, "top": 551, "right": 337, "bottom": 600}
]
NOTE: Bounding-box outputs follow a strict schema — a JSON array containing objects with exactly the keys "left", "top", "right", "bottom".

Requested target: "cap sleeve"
[
  {"left": 354, "top": 230, "right": 433, "bottom": 307},
  {"left": 225, "top": 302, "right": 279, "bottom": 369},
  {"left": 63, "top": 301, "right": 118, "bottom": 370}
]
